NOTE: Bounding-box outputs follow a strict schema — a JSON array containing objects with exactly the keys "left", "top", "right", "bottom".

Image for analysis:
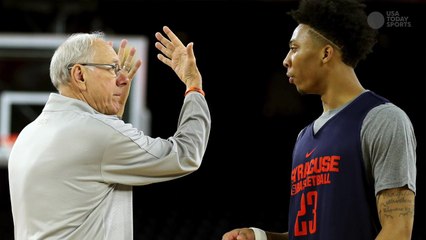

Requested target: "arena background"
[{"left": 0, "top": 0, "right": 424, "bottom": 239}]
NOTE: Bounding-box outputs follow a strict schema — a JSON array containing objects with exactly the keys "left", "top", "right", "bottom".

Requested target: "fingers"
[
  {"left": 222, "top": 229, "right": 241, "bottom": 240},
  {"left": 155, "top": 31, "right": 174, "bottom": 51},
  {"left": 127, "top": 59, "right": 142, "bottom": 79},
  {"left": 117, "top": 39, "right": 128, "bottom": 64},
  {"left": 154, "top": 33, "right": 173, "bottom": 68},
  {"left": 155, "top": 32, "right": 173, "bottom": 60},
  {"left": 122, "top": 47, "right": 136, "bottom": 71},
  {"left": 162, "top": 26, "right": 184, "bottom": 46},
  {"left": 119, "top": 41, "right": 136, "bottom": 72},
  {"left": 155, "top": 26, "right": 186, "bottom": 61},
  {"left": 154, "top": 25, "right": 202, "bottom": 87},
  {"left": 116, "top": 39, "right": 141, "bottom": 79},
  {"left": 186, "top": 42, "right": 196, "bottom": 61},
  {"left": 156, "top": 52, "right": 172, "bottom": 68},
  {"left": 118, "top": 39, "right": 137, "bottom": 69},
  {"left": 120, "top": 46, "right": 136, "bottom": 70},
  {"left": 222, "top": 228, "right": 254, "bottom": 240}
]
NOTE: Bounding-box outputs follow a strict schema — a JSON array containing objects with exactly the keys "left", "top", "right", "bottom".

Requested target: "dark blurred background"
[{"left": 0, "top": 0, "right": 424, "bottom": 239}]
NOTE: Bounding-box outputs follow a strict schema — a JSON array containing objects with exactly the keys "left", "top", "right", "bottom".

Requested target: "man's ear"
[
  {"left": 70, "top": 65, "right": 87, "bottom": 90},
  {"left": 321, "top": 45, "right": 334, "bottom": 63}
]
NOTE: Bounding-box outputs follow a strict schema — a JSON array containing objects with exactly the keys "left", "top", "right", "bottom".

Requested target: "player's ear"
[{"left": 321, "top": 45, "right": 334, "bottom": 63}]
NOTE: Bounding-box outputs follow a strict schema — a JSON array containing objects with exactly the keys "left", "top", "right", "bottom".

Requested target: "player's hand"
[{"left": 222, "top": 228, "right": 255, "bottom": 240}]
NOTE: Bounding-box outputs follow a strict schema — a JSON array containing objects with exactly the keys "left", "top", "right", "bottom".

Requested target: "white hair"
[{"left": 49, "top": 31, "right": 105, "bottom": 89}]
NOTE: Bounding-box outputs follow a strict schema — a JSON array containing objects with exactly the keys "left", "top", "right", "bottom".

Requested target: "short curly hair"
[{"left": 288, "top": 0, "right": 377, "bottom": 67}]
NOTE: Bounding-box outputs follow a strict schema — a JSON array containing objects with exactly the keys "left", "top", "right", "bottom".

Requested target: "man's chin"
[{"left": 296, "top": 87, "right": 306, "bottom": 95}]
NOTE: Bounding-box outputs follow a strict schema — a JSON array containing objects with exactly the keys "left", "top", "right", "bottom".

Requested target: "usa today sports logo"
[{"left": 367, "top": 10, "right": 412, "bottom": 29}]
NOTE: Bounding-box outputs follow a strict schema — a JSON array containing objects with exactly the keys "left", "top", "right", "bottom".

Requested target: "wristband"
[
  {"left": 184, "top": 87, "right": 205, "bottom": 96},
  {"left": 249, "top": 227, "right": 267, "bottom": 240}
]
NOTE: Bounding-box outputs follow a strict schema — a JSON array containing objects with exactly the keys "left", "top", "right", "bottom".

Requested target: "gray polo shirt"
[{"left": 8, "top": 92, "right": 211, "bottom": 240}]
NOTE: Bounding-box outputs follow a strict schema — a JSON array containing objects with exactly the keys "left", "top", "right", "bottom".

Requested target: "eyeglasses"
[{"left": 67, "top": 63, "right": 122, "bottom": 76}]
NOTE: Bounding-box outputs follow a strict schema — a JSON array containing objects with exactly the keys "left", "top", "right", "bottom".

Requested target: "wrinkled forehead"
[{"left": 92, "top": 39, "right": 118, "bottom": 62}]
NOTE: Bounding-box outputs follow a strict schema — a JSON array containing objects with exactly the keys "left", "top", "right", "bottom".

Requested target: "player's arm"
[
  {"left": 222, "top": 228, "right": 288, "bottom": 240},
  {"left": 375, "top": 186, "right": 415, "bottom": 240},
  {"left": 265, "top": 231, "right": 289, "bottom": 240}
]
